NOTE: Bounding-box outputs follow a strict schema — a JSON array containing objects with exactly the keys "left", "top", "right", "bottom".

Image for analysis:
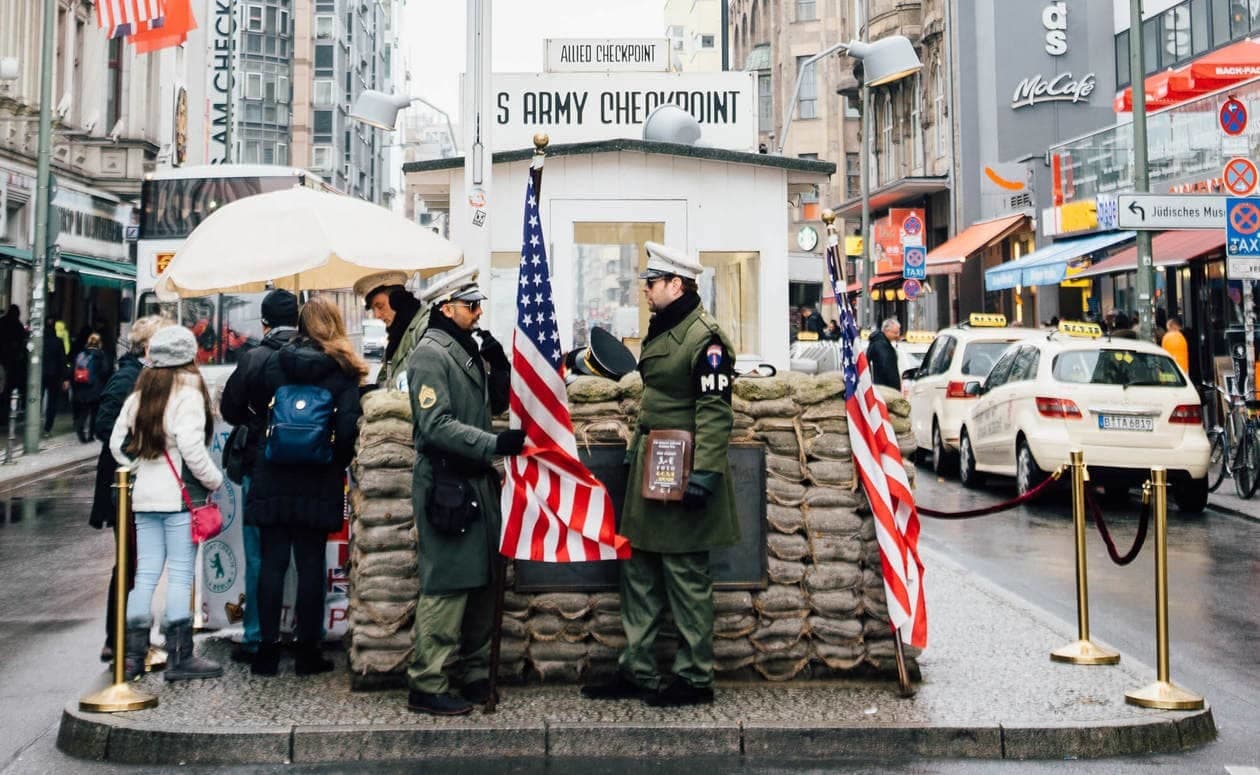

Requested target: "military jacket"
[
  {"left": 380, "top": 306, "right": 431, "bottom": 389},
  {"left": 406, "top": 326, "right": 501, "bottom": 595},
  {"left": 623, "top": 303, "right": 740, "bottom": 553}
]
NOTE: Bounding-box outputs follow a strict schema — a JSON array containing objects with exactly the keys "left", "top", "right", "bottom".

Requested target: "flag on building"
[
  {"left": 95, "top": 0, "right": 166, "bottom": 39},
  {"left": 130, "top": 0, "right": 196, "bottom": 54},
  {"left": 499, "top": 152, "right": 631, "bottom": 563},
  {"left": 825, "top": 235, "right": 927, "bottom": 649}
]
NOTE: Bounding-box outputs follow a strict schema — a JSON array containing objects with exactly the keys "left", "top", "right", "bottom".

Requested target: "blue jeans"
[
  {"left": 241, "top": 477, "right": 261, "bottom": 648},
  {"left": 127, "top": 510, "right": 195, "bottom": 625}
]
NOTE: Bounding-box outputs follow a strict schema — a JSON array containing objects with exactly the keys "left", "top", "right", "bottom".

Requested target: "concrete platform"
[{"left": 55, "top": 549, "right": 1216, "bottom": 765}]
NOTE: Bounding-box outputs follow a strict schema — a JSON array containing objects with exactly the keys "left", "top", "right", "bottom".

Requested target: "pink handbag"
[{"left": 163, "top": 451, "right": 223, "bottom": 544}]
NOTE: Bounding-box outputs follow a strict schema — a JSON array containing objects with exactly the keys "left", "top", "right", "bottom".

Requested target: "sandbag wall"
[{"left": 345, "top": 373, "right": 922, "bottom": 687}]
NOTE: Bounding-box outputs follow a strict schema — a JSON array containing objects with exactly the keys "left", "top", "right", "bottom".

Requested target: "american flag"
[
  {"left": 499, "top": 154, "right": 631, "bottom": 562},
  {"left": 95, "top": 0, "right": 165, "bottom": 38},
  {"left": 826, "top": 236, "right": 927, "bottom": 649}
]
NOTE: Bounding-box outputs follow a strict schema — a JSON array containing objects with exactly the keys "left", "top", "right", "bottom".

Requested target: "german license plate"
[{"left": 1099, "top": 415, "right": 1154, "bottom": 431}]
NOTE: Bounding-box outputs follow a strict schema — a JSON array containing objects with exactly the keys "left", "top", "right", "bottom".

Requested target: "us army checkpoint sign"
[{"left": 1225, "top": 196, "right": 1260, "bottom": 279}]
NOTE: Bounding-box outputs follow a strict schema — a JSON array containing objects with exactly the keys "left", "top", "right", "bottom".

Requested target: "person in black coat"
[
  {"left": 88, "top": 316, "right": 166, "bottom": 662},
  {"left": 219, "top": 289, "right": 300, "bottom": 664},
  {"left": 0, "top": 305, "right": 28, "bottom": 426},
  {"left": 240, "top": 296, "right": 365, "bottom": 677},
  {"left": 866, "top": 317, "right": 903, "bottom": 390},
  {"left": 41, "top": 320, "right": 69, "bottom": 435},
  {"left": 71, "top": 333, "right": 111, "bottom": 442}
]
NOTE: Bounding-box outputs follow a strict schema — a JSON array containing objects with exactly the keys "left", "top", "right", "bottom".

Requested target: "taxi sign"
[
  {"left": 968, "top": 313, "right": 1007, "bottom": 328},
  {"left": 796, "top": 331, "right": 820, "bottom": 341},
  {"left": 904, "top": 330, "right": 936, "bottom": 344},
  {"left": 1058, "top": 320, "right": 1103, "bottom": 338}
]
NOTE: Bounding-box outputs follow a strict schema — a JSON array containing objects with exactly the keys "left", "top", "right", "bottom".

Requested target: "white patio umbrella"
[{"left": 154, "top": 186, "right": 462, "bottom": 299}]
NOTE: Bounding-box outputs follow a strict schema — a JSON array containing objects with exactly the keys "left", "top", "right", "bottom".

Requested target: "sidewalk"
[
  {"left": 1209, "top": 486, "right": 1259, "bottom": 522},
  {"left": 56, "top": 547, "right": 1214, "bottom": 766},
  {"left": 0, "top": 414, "right": 101, "bottom": 491}
]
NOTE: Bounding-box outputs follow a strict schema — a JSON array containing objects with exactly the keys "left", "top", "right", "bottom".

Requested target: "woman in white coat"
[{"left": 110, "top": 326, "right": 224, "bottom": 681}]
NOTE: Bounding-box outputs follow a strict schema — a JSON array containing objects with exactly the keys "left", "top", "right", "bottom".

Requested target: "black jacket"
[
  {"left": 866, "top": 331, "right": 901, "bottom": 390},
  {"left": 71, "top": 348, "right": 110, "bottom": 405},
  {"left": 41, "top": 328, "right": 67, "bottom": 382},
  {"left": 220, "top": 328, "right": 299, "bottom": 476},
  {"left": 89, "top": 353, "right": 144, "bottom": 529},
  {"left": 242, "top": 338, "right": 363, "bottom": 532}
]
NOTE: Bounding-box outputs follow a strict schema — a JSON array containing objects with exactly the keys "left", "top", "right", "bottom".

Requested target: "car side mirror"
[
  {"left": 963, "top": 380, "right": 983, "bottom": 396},
  {"left": 901, "top": 368, "right": 918, "bottom": 382}
]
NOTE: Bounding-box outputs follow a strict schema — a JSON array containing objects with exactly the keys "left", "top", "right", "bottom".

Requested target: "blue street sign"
[
  {"left": 1226, "top": 197, "right": 1260, "bottom": 257},
  {"left": 903, "top": 245, "right": 927, "bottom": 280}
]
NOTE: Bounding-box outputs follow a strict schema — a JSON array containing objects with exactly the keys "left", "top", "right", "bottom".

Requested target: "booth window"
[
  {"left": 571, "top": 222, "right": 665, "bottom": 356},
  {"left": 699, "top": 251, "right": 760, "bottom": 354}
]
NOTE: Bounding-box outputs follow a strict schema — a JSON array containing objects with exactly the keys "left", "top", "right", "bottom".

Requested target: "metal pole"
[
  {"left": 1051, "top": 449, "right": 1120, "bottom": 665},
  {"left": 4, "top": 389, "right": 15, "bottom": 464},
  {"left": 1129, "top": 0, "right": 1156, "bottom": 340},
  {"left": 1245, "top": 282, "right": 1256, "bottom": 399},
  {"left": 858, "top": 0, "right": 872, "bottom": 330},
  {"left": 777, "top": 41, "right": 849, "bottom": 155},
  {"left": 23, "top": 0, "right": 55, "bottom": 455},
  {"left": 80, "top": 468, "right": 158, "bottom": 712},
  {"left": 1125, "top": 467, "right": 1205, "bottom": 709}
]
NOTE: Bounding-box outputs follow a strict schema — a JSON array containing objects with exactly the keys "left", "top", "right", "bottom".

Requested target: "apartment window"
[
  {"left": 264, "top": 104, "right": 277, "bottom": 123},
  {"left": 244, "top": 141, "right": 261, "bottom": 163},
  {"left": 263, "top": 144, "right": 275, "bottom": 164},
  {"left": 1231, "top": 0, "right": 1252, "bottom": 38},
  {"left": 315, "top": 13, "right": 334, "bottom": 38},
  {"left": 312, "top": 145, "right": 333, "bottom": 170},
  {"left": 315, "top": 44, "right": 334, "bottom": 71},
  {"left": 933, "top": 64, "right": 946, "bottom": 158},
  {"left": 796, "top": 56, "right": 817, "bottom": 119},
  {"left": 844, "top": 96, "right": 860, "bottom": 118},
  {"left": 265, "top": 35, "right": 277, "bottom": 55},
  {"left": 245, "top": 72, "right": 263, "bottom": 100},
  {"left": 796, "top": 0, "right": 816, "bottom": 21},
  {"left": 846, "top": 153, "right": 860, "bottom": 198},
  {"left": 314, "top": 109, "right": 334, "bottom": 134},
  {"left": 265, "top": 77, "right": 276, "bottom": 102},
  {"left": 246, "top": 34, "right": 262, "bottom": 53},
  {"left": 758, "top": 71, "right": 772, "bottom": 132},
  {"left": 278, "top": 9, "right": 289, "bottom": 34},
  {"left": 265, "top": 6, "right": 277, "bottom": 32},
  {"left": 245, "top": 102, "right": 262, "bottom": 121},
  {"left": 276, "top": 143, "right": 288, "bottom": 165},
  {"left": 314, "top": 79, "right": 335, "bottom": 106},
  {"left": 105, "top": 38, "right": 124, "bottom": 130},
  {"left": 247, "top": 4, "right": 263, "bottom": 31},
  {"left": 699, "top": 34, "right": 715, "bottom": 48},
  {"left": 276, "top": 104, "right": 288, "bottom": 123},
  {"left": 276, "top": 75, "right": 289, "bottom": 103},
  {"left": 910, "top": 76, "right": 923, "bottom": 170},
  {"left": 882, "top": 93, "right": 895, "bottom": 181}
]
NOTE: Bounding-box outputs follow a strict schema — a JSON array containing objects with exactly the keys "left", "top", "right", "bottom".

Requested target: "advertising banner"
[{"left": 874, "top": 208, "right": 926, "bottom": 275}]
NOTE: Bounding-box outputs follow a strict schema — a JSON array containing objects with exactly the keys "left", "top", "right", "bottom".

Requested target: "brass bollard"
[
  {"left": 1125, "top": 467, "right": 1205, "bottom": 709},
  {"left": 1051, "top": 449, "right": 1120, "bottom": 665},
  {"left": 80, "top": 467, "right": 158, "bottom": 713}
]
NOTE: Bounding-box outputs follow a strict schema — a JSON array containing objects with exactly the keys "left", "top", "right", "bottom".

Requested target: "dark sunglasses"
[{"left": 449, "top": 300, "right": 482, "bottom": 311}]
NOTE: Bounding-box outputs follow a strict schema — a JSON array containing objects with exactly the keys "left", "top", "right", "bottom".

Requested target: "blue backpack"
[{"left": 264, "top": 384, "right": 336, "bottom": 465}]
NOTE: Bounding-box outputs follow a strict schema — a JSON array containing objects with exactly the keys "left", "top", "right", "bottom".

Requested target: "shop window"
[
  {"left": 700, "top": 252, "right": 761, "bottom": 354},
  {"left": 571, "top": 222, "right": 666, "bottom": 356}
]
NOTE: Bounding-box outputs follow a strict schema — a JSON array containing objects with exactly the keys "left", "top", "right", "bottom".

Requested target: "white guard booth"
[{"left": 404, "top": 138, "right": 835, "bottom": 372}]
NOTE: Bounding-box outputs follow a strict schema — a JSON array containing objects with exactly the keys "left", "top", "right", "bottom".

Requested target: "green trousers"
[
  {"left": 406, "top": 585, "right": 495, "bottom": 694},
  {"left": 617, "top": 549, "right": 715, "bottom": 690}
]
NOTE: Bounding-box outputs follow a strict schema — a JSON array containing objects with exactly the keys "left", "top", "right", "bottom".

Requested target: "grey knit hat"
[{"left": 148, "top": 325, "right": 197, "bottom": 368}]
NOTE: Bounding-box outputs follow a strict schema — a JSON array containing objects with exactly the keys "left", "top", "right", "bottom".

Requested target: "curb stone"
[{"left": 57, "top": 703, "right": 1215, "bottom": 764}]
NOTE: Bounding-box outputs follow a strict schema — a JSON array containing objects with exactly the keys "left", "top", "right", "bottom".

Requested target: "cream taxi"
[
  {"left": 896, "top": 330, "right": 935, "bottom": 397},
  {"left": 909, "top": 314, "right": 1046, "bottom": 475},
  {"left": 955, "top": 322, "right": 1211, "bottom": 513}
]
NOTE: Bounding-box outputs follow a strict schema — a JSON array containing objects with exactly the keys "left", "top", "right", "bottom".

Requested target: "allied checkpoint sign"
[
  {"left": 1225, "top": 196, "right": 1260, "bottom": 279},
  {"left": 487, "top": 71, "right": 759, "bottom": 152}
]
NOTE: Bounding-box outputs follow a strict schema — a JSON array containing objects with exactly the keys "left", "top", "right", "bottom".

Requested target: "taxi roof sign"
[
  {"left": 1058, "top": 321, "right": 1103, "bottom": 338},
  {"left": 904, "top": 330, "right": 936, "bottom": 344},
  {"left": 968, "top": 313, "right": 1007, "bottom": 328}
]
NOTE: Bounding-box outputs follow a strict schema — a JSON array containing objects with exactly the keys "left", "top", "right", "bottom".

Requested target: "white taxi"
[
  {"left": 909, "top": 314, "right": 1045, "bottom": 475},
  {"left": 955, "top": 322, "right": 1211, "bottom": 513},
  {"left": 896, "top": 330, "right": 935, "bottom": 397}
]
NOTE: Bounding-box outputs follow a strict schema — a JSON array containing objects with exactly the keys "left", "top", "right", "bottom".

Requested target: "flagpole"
[{"left": 823, "top": 209, "right": 915, "bottom": 698}]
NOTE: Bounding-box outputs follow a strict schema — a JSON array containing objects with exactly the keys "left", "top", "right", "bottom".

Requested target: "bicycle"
[
  {"left": 1232, "top": 395, "right": 1260, "bottom": 500},
  {"left": 1201, "top": 382, "right": 1233, "bottom": 493}
]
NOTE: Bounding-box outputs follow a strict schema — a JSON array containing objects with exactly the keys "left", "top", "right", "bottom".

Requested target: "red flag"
[
  {"left": 499, "top": 154, "right": 631, "bottom": 563},
  {"left": 130, "top": 0, "right": 195, "bottom": 54}
]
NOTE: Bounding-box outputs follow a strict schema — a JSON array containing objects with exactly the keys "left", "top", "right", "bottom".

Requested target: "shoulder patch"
[
  {"left": 694, "top": 334, "right": 734, "bottom": 400},
  {"left": 417, "top": 384, "right": 438, "bottom": 410}
]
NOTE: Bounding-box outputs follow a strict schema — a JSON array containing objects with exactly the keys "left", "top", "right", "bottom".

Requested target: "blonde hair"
[
  {"left": 128, "top": 315, "right": 173, "bottom": 356},
  {"left": 300, "top": 296, "right": 368, "bottom": 380},
  {"left": 86, "top": 333, "right": 102, "bottom": 348}
]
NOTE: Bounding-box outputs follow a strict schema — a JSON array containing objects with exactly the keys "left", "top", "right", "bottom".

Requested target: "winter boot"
[
  {"left": 123, "top": 619, "right": 152, "bottom": 681},
  {"left": 251, "top": 642, "right": 281, "bottom": 676},
  {"left": 294, "top": 643, "right": 334, "bottom": 676},
  {"left": 163, "top": 619, "right": 223, "bottom": 681}
]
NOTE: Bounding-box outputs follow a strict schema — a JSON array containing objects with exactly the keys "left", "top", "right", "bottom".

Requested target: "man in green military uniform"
[
  {"left": 355, "top": 271, "right": 430, "bottom": 390},
  {"left": 404, "top": 267, "right": 525, "bottom": 716},
  {"left": 581, "top": 242, "right": 740, "bottom": 707}
]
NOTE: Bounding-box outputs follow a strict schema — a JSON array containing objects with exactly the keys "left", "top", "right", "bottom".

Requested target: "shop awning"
[
  {"left": 1071, "top": 230, "right": 1226, "bottom": 279},
  {"left": 1114, "top": 38, "right": 1260, "bottom": 112},
  {"left": 985, "top": 231, "right": 1135, "bottom": 291},
  {"left": 925, "top": 214, "right": 1028, "bottom": 276},
  {"left": 58, "top": 253, "right": 136, "bottom": 289},
  {"left": 0, "top": 245, "right": 34, "bottom": 265},
  {"left": 842, "top": 272, "right": 901, "bottom": 294},
  {"left": 831, "top": 177, "right": 950, "bottom": 219}
]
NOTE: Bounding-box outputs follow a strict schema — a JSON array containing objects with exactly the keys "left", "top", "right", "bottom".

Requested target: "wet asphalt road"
[{"left": 0, "top": 459, "right": 1257, "bottom": 773}]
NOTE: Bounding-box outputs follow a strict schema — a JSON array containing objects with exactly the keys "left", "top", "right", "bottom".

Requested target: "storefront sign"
[
  {"left": 1009, "top": 1, "right": 1095, "bottom": 111},
  {"left": 545, "top": 38, "right": 669, "bottom": 73},
  {"left": 491, "top": 72, "right": 757, "bottom": 151},
  {"left": 873, "top": 208, "right": 926, "bottom": 274}
]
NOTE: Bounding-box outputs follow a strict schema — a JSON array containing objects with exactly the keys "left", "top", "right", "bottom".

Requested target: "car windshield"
[
  {"left": 1052, "top": 349, "right": 1186, "bottom": 386},
  {"left": 959, "top": 341, "right": 1013, "bottom": 376}
]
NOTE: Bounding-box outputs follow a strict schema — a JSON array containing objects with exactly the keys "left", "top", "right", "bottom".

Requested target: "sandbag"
[
  {"left": 807, "top": 459, "right": 854, "bottom": 486},
  {"left": 617, "top": 372, "right": 644, "bottom": 399},
  {"left": 734, "top": 376, "right": 790, "bottom": 401},
  {"left": 810, "top": 589, "right": 863, "bottom": 617},
  {"left": 804, "top": 562, "right": 863, "bottom": 592},
  {"left": 714, "top": 637, "right": 756, "bottom": 671},
  {"left": 713, "top": 591, "right": 752, "bottom": 614},
  {"left": 353, "top": 550, "right": 418, "bottom": 580},
  {"left": 351, "top": 629, "right": 412, "bottom": 651},
  {"left": 750, "top": 616, "right": 806, "bottom": 652},
  {"left": 804, "top": 486, "right": 860, "bottom": 509},
  {"left": 356, "top": 441, "right": 416, "bottom": 469},
  {"left": 590, "top": 593, "right": 621, "bottom": 613},
  {"left": 353, "top": 522, "right": 417, "bottom": 553},
  {"left": 754, "top": 584, "right": 810, "bottom": 619},
  {"left": 355, "top": 468, "right": 412, "bottom": 498},
  {"left": 361, "top": 389, "right": 413, "bottom": 423},
  {"left": 528, "top": 640, "right": 589, "bottom": 662},
  {"left": 358, "top": 417, "right": 413, "bottom": 446},
  {"left": 761, "top": 432, "right": 802, "bottom": 458},
  {"left": 533, "top": 661, "right": 582, "bottom": 683},
  {"left": 813, "top": 641, "right": 865, "bottom": 669},
  {"left": 753, "top": 641, "right": 810, "bottom": 681},
  {"left": 353, "top": 575, "right": 420, "bottom": 602},
  {"left": 791, "top": 375, "right": 842, "bottom": 405},
  {"left": 766, "top": 454, "right": 806, "bottom": 482},
  {"left": 767, "top": 532, "right": 810, "bottom": 561},
  {"left": 804, "top": 507, "right": 864, "bottom": 536},
  {"left": 767, "top": 557, "right": 806, "bottom": 585},
  {"left": 351, "top": 493, "right": 413, "bottom": 527},
  {"left": 808, "top": 616, "right": 863, "bottom": 645},
  {"left": 801, "top": 400, "right": 846, "bottom": 422},
  {"left": 531, "top": 593, "right": 593, "bottom": 620},
  {"left": 568, "top": 376, "right": 621, "bottom": 403},
  {"left": 767, "top": 478, "right": 806, "bottom": 506},
  {"left": 714, "top": 612, "right": 757, "bottom": 639},
  {"left": 809, "top": 534, "right": 864, "bottom": 563},
  {"left": 806, "top": 433, "right": 851, "bottom": 460},
  {"left": 746, "top": 398, "right": 799, "bottom": 419},
  {"left": 767, "top": 504, "right": 804, "bottom": 535},
  {"left": 569, "top": 400, "right": 621, "bottom": 419},
  {"left": 503, "top": 591, "right": 531, "bottom": 618}
]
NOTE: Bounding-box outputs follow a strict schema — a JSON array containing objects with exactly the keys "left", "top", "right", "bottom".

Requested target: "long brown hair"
[
  {"left": 125, "top": 363, "right": 214, "bottom": 459},
  {"left": 300, "top": 295, "right": 368, "bottom": 380}
]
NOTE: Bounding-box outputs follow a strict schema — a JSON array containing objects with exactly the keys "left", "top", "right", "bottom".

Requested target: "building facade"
[{"left": 665, "top": 0, "right": 724, "bottom": 72}]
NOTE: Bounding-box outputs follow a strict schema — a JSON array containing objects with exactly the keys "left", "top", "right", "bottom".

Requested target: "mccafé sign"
[{"left": 1010, "top": 1, "right": 1097, "bottom": 111}]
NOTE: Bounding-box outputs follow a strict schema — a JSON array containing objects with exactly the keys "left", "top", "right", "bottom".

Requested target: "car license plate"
[{"left": 1098, "top": 415, "right": 1154, "bottom": 431}]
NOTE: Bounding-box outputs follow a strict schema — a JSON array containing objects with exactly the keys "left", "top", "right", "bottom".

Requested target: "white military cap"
[
  {"left": 420, "top": 265, "right": 486, "bottom": 305},
  {"left": 353, "top": 270, "right": 409, "bottom": 307},
  {"left": 639, "top": 241, "right": 704, "bottom": 281}
]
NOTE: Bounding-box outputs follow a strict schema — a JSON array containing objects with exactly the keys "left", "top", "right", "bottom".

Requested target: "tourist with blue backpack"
[{"left": 239, "top": 295, "right": 366, "bottom": 677}]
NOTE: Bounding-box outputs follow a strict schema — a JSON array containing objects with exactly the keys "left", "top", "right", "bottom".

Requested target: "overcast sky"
[{"left": 401, "top": 0, "right": 667, "bottom": 115}]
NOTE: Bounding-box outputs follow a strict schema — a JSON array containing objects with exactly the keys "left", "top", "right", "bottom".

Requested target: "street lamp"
[
  {"left": 351, "top": 90, "right": 459, "bottom": 152},
  {"left": 776, "top": 34, "right": 921, "bottom": 331}
]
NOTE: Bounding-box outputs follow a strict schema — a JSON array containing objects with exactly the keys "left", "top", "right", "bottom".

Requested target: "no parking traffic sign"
[
  {"left": 1223, "top": 157, "right": 1259, "bottom": 196},
  {"left": 1226, "top": 196, "right": 1260, "bottom": 278},
  {"left": 1220, "top": 98, "right": 1248, "bottom": 136}
]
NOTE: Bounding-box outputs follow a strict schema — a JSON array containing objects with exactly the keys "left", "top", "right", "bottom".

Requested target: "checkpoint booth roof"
[{"left": 403, "top": 138, "right": 835, "bottom": 372}]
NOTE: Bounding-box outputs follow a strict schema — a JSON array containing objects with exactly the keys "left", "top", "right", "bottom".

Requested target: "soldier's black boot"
[
  {"left": 579, "top": 670, "right": 648, "bottom": 700},
  {"left": 251, "top": 642, "right": 281, "bottom": 676},
  {"left": 294, "top": 643, "right": 334, "bottom": 676},
  {"left": 163, "top": 619, "right": 223, "bottom": 681},
  {"left": 646, "top": 678, "right": 714, "bottom": 707}
]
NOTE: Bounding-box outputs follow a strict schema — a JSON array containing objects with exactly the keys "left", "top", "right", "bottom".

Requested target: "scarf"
[
  {"left": 426, "top": 305, "right": 483, "bottom": 372},
  {"left": 385, "top": 290, "right": 423, "bottom": 362},
  {"left": 644, "top": 291, "right": 701, "bottom": 344}
]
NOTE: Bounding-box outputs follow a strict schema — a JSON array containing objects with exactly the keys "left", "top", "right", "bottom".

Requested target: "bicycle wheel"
[
  {"left": 1234, "top": 430, "right": 1260, "bottom": 499},
  {"left": 1207, "top": 432, "right": 1228, "bottom": 493},
  {"left": 1245, "top": 430, "right": 1260, "bottom": 499}
]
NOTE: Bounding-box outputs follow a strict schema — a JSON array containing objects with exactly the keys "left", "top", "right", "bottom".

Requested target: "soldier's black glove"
[
  {"left": 495, "top": 429, "right": 527, "bottom": 456},
  {"left": 475, "top": 330, "right": 509, "bottom": 370},
  {"left": 681, "top": 479, "right": 711, "bottom": 511}
]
